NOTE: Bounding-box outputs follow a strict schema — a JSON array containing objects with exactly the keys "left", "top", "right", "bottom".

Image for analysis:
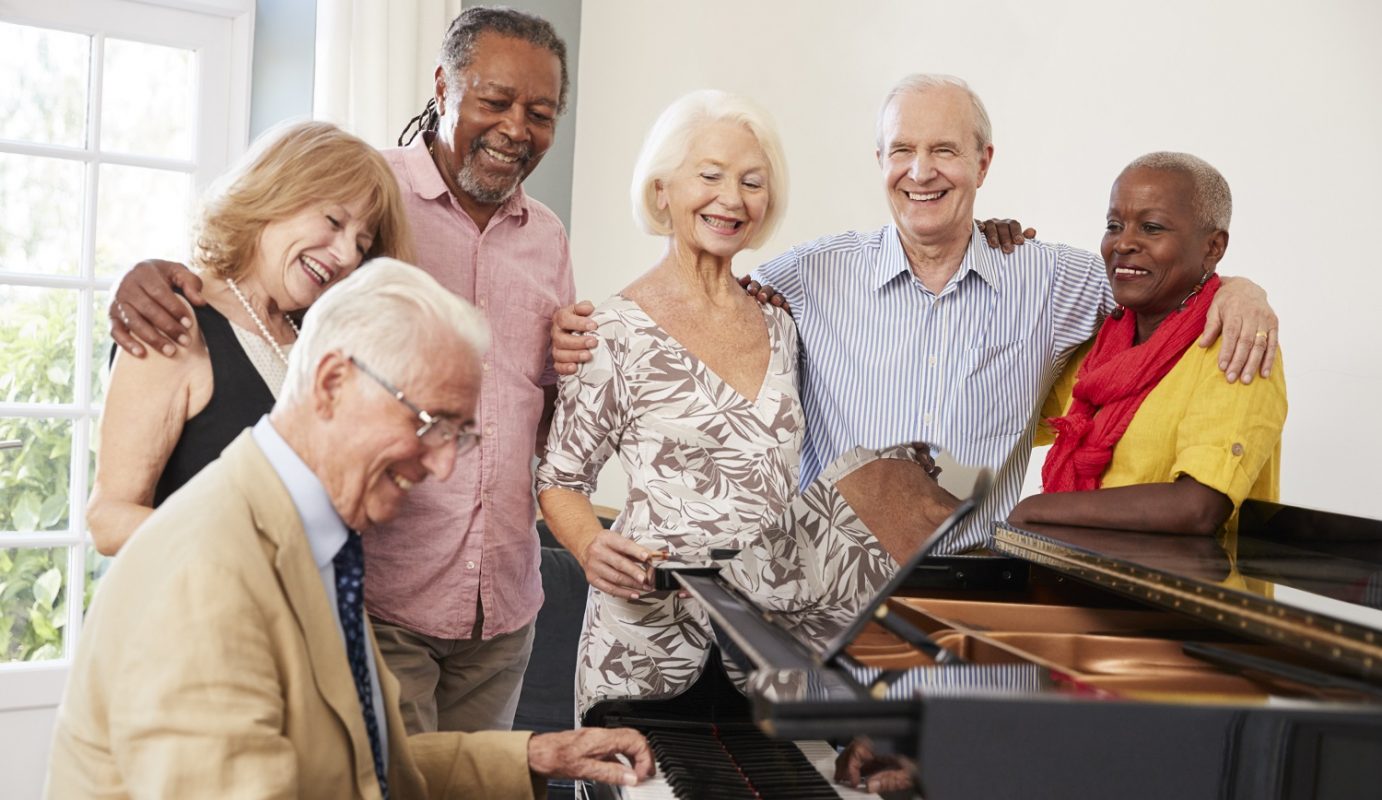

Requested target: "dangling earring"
[{"left": 1177, "top": 269, "right": 1213, "bottom": 312}]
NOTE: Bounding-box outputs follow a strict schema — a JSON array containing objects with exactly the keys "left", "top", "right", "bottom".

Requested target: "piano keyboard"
[{"left": 612, "top": 724, "right": 880, "bottom": 799}]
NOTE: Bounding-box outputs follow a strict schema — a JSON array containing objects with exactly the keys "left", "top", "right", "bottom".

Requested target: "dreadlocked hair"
[{"left": 398, "top": 97, "right": 439, "bottom": 146}]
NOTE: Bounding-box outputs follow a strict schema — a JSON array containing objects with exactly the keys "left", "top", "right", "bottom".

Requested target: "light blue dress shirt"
[
  {"left": 753, "top": 223, "right": 1113, "bottom": 552},
  {"left": 251, "top": 416, "right": 389, "bottom": 768}
]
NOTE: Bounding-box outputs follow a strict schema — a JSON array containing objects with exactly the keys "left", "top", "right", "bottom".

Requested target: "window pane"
[
  {"left": 0, "top": 153, "right": 86, "bottom": 276},
  {"left": 100, "top": 37, "right": 194, "bottom": 160},
  {"left": 95, "top": 164, "right": 191, "bottom": 278},
  {"left": 0, "top": 21, "right": 89, "bottom": 148},
  {"left": 0, "top": 287, "right": 80, "bottom": 405},
  {"left": 0, "top": 547, "right": 69, "bottom": 663},
  {"left": 0, "top": 418, "right": 73, "bottom": 535},
  {"left": 92, "top": 290, "right": 115, "bottom": 406},
  {"left": 84, "top": 544, "right": 111, "bottom": 614}
]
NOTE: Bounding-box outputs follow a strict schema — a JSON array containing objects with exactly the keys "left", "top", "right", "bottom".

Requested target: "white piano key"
[
  {"left": 617, "top": 740, "right": 881, "bottom": 799},
  {"left": 796, "top": 740, "right": 886, "bottom": 800}
]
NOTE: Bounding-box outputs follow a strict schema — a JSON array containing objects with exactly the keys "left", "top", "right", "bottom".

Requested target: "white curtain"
[{"left": 313, "top": 0, "right": 464, "bottom": 149}]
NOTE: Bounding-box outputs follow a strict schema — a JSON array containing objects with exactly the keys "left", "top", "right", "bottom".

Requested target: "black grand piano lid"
[{"left": 992, "top": 498, "right": 1382, "bottom": 682}]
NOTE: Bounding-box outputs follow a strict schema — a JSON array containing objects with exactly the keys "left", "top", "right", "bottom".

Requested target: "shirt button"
[
  {"left": 465, "top": 561, "right": 475, "bottom": 570},
  {"left": 928, "top": 355, "right": 938, "bottom": 366},
  {"left": 485, "top": 424, "right": 495, "bottom": 436},
  {"left": 482, "top": 361, "right": 491, "bottom": 372},
  {"left": 924, "top": 412, "right": 934, "bottom": 425},
  {"left": 1231, "top": 443, "right": 1244, "bottom": 456},
  {"left": 479, "top": 299, "right": 487, "bottom": 309}
]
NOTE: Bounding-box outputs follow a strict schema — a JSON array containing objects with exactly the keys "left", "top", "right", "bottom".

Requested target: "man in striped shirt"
[{"left": 554, "top": 73, "right": 1277, "bottom": 553}]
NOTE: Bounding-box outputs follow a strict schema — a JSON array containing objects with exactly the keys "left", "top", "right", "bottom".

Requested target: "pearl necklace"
[{"left": 225, "top": 277, "right": 299, "bottom": 366}]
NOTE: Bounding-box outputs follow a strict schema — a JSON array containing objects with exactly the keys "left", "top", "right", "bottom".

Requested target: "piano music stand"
[{"left": 677, "top": 470, "right": 994, "bottom": 696}]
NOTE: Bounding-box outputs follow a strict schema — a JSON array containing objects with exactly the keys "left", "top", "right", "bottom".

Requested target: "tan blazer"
[{"left": 47, "top": 432, "right": 542, "bottom": 799}]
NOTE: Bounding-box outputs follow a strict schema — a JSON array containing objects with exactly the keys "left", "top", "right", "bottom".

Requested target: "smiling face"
[
  {"left": 254, "top": 198, "right": 374, "bottom": 311},
  {"left": 656, "top": 120, "right": 771, "bottom": 262},
  {"left": 1102, "top": 167, "right": 1228, "bottom": 333},
  {"left": 326, "top": 339, "right": 481, "bottom": 530},
  {"left": 434, "top": 32, "right": 562, "bottom": 221},
  {"left": 878, "top": 86, "right": 993, "bottom": 251}
]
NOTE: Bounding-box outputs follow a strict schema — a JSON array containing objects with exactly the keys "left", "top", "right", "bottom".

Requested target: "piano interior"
[{"left": 865, "top": 582, "right": 1378, "bottom": 703}]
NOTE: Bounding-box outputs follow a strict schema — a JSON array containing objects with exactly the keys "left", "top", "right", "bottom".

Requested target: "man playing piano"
[{"left": 47, "top": 261, "right": 653, "bottom": 798}]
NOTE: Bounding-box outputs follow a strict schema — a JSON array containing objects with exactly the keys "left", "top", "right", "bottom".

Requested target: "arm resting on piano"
[
  {"left": 834, "top": 452, "right": 960, "bottom": 563},
  {"left": 1008, "top": 476, "right": 1232, "bottom": 536}
]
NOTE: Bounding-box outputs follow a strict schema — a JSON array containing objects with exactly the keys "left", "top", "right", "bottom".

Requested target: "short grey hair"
[
  {"left": 630, "top": 89, "right": 789, "bottom": 251},
  {"left": 876, "top": 73, "right": 993, "bottom": 152},
  {"left": 1123, "top": 151, "right": 1233, "bottom": 231},
  {"left": 280, "top": 258, "right": 490, "bottom": 405}
]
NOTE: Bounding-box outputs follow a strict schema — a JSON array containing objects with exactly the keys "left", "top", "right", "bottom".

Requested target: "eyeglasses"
[{"left": 349, "top": 356, "right": 480, "bottom": 455}]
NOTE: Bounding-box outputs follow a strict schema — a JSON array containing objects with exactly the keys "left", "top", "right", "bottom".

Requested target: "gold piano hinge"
[{"left": 992, "top": 527, "right": 1382, "bottom": 680}]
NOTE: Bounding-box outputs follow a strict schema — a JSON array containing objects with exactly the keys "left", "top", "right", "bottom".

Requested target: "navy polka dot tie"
[{"left": 334, "top": 531, "right": 388, "bottom": 798}]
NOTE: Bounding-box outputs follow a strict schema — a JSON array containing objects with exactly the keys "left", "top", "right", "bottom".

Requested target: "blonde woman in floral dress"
[{"left": 537, "top": 91, "right": 946, "bottom": 721}]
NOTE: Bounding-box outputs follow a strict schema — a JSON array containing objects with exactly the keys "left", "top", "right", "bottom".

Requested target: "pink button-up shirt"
[{"left": 364, "top": 134, "right": 575, "bottom": 639}]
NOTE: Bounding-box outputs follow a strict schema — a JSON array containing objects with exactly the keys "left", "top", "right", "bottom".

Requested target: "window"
[{"left": 0, "top": 0, "right": 249, "bottom": 707}]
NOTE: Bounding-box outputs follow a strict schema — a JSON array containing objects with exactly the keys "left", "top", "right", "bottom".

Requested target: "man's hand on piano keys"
[
  {"left": 527, "top": 727, "right": 656, "bottom": 786},
  {"left": 834, "top": 737, "right": 915, "bottom": 794},
  {"left": 580, "top": 531, "right": 658, "bottom": 599}
]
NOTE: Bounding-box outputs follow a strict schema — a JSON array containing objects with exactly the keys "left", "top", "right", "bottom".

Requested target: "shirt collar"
[
  {"left": 871, "top": 223, "right": 1002, "bottom": 293},
  {"left": 962, "top": 222, "right": 1003, "bottom": 290},
  {"left": 251, "top": 416, "right": 348, "bottom": 570},
  {"left": 405, "top": 132, "right": 531, "bottom": 226}
]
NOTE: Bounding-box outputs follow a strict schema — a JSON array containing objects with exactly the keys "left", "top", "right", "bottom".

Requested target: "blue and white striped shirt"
[{"left": 753, "top": 223, "right": 1113, "bottom": 552}]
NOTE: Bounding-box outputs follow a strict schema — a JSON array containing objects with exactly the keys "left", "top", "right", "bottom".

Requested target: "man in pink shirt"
[
  {"left": 108, "top": 7, "right": 574, "bottom": 735},
  {"left": 365, "top": 7, "right": 572, "bottom": 734}
]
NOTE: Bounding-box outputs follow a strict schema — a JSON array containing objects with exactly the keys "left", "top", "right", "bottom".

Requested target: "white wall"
[{"left": 570, "top": 0, "right": 1382, "bottom": 518}]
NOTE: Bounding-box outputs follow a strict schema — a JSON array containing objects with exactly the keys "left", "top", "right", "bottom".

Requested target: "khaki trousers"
[{"left": 371, "top": 612, "right": 535, "bottom": 735}]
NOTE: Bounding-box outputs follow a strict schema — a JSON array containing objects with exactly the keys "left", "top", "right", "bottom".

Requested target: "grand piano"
[{"left": 590, "top": 459, "right": 1382, "bottom": 799}]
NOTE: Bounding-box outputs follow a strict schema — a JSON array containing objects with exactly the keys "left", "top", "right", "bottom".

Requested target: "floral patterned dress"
[{"left": 535, "top": 295, "right": 806, "bottom": 716}]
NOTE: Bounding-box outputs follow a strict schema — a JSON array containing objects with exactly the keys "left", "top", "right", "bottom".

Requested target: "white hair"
[
  {"left": 280, "top": 258, "right": 490, "bottom": 405},
  {"left": 1123, "top": 151, "right": 1233, "bottom": 231},
  {"left": 876, "top": 73, "right": 993, "bottom": 152},
  {"left": 630, "top": 89, "right": 789, "bottom": 250}
]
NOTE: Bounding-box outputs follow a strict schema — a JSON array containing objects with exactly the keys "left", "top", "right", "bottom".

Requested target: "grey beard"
[
  {"left": 456, "top": 162, "right": 521, "bottom": 206},
  {"left": 455, "top": 136, "right": 529, "bottom": 206}
]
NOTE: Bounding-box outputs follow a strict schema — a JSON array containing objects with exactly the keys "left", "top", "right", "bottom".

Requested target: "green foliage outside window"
[
  {"left": 0, "top": 548, "right": 68, "bottom": 662},
  {"left": 1, "top": 290, "right": 109, "bottom": 662}
]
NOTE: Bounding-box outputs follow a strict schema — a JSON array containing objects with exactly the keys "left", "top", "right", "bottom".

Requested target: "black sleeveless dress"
[{"left": 151, "top": 302, "right": 276, "bottom": 505}]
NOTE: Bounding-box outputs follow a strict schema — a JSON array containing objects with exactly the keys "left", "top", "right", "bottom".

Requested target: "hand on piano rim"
[
  {"left": 835, "top": 737, "right": 915, "bottom": 794},
  {"left": 527, "top": 727, "right": 655, "bottom": 787},
  {"left": 580, "top": 530, "right": 659, "bottom": 599}
]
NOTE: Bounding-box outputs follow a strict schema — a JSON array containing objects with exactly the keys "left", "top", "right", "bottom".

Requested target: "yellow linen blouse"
[{"left": 1037, "top": 338, "right": 1288, "bottom": 510}]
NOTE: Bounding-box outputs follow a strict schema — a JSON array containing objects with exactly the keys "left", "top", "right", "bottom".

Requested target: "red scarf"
[{"left": 1042, "top": 274, "right": 1221, "bottom": 493}]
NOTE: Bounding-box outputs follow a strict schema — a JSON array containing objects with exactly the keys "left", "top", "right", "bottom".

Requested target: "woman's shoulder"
[
  {"left": 762, "top": 301, "right": 797, "bottom": 333},
  {"left": 115, "top": 297, "right": 212, "bottom": 372},
  {"left": 1179, "top": 336, "right": 1287, "bottom": 388},
  {"left": 590, "top": 295, "right": 657, "bottom": 337}
]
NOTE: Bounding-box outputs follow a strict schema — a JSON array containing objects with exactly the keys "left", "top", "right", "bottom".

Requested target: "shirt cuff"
[{"left": 1172, "top": 444, "right": 1255, "bottom": 509}]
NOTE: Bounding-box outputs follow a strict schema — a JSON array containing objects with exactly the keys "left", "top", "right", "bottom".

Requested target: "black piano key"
[{"left": 631, "top": 723, "right": 850, "bottom": 800}]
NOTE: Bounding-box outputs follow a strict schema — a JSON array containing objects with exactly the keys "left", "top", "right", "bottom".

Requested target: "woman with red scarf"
[{"left": 1008, "top": 153, "right": 1287, "bottom": 535}]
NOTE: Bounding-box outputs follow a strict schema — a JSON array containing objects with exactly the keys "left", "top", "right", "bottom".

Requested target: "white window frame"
[{"left": 0, "top": 0, "right": 253, "bottom": 712}]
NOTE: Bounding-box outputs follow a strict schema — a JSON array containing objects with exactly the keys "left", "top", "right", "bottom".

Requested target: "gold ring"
[{"left": 1253, "top": 330, "right": 1268, "bottom": 339}]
